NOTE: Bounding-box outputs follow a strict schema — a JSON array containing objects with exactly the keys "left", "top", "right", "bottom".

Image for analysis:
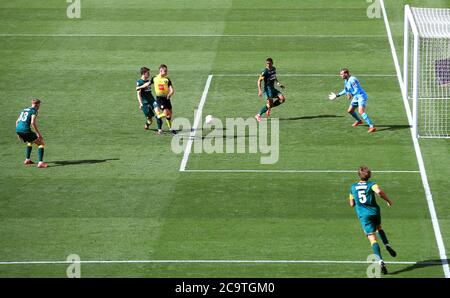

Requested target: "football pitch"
[{"left": 0, "top": 0, "right": 449, "bottom": 278}]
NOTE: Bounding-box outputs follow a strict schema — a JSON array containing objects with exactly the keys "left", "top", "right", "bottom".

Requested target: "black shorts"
[
  {"left": 17, "top": 131, "right": 38, "bottom": 143},
  {"left": 156, "top": 96, "right": 172, "bottom": 110}
]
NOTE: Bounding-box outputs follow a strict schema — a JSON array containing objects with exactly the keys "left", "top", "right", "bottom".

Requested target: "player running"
[
  {"left": 348, "top": 166, "right": 397, "bottom": 275},
  {"left": 15, "top": 98, "right": 48, "bottom": 168},
  {"left": 329, "top": 68, "right": 376, "bottom": 133},
  {"left": 255, "top": 57, "right": 286, "bottom": 122}
]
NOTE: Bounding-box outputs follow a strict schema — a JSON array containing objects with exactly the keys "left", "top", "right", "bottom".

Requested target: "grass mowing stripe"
[
  {"left": 380, "top": 0, "right": 450, "bottom": 278},
  {"left": 0, "top": 34, "right": 387, "bottom": 38},
  {"left": 0, "top": 260, "right": 435, "bottom": 265}
]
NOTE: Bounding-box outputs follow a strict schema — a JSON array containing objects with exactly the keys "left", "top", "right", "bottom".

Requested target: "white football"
[{"left": 205, "top": 115, "right": 214, "bottom": 124}]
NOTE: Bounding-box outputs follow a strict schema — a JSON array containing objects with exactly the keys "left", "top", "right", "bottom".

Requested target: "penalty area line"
[
  {"left": 179, "top": 75, "right": 213, "bottom": 172},
  {"left": 183, "top": 169, "right": 420, "bottom": 174},
  {"left": 212, "top": 73, "right": 397, "bottom": 77}
]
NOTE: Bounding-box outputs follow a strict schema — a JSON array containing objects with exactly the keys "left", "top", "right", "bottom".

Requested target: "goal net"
[{"left": 404, "top": 6, "right": 450, "bottom": 138}]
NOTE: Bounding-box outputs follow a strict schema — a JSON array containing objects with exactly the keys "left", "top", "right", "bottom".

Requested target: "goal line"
[{"left": 380, "top": 0, "right": 449, "bottom": 278}]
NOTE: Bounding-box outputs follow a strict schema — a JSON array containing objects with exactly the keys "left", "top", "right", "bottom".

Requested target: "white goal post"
[{"left": 403, "top": 5, "right": 450, "bottom": 138}]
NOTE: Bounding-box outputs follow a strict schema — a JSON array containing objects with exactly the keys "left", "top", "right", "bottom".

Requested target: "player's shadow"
[
  {"left": 279, "top": 114, "right": 344, "bottom": 121},
  {"left": 389, "top": 259, "right": 448, "bottom": 275},
  {"left": 201, "top": 133, "right": 258, "bottom": 140},
  {"left": 49, "top": 158, "right": 120, "bottom": 167},
  {"left": 372, "top": 124, "right": 411, "bottom": 131},
  {"left": 198, "top": 128, "right": 257, "bottom": 140}
]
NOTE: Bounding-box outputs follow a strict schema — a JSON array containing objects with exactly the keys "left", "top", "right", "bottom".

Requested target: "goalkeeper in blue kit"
[{"left": 329, "top": 68, "right": 376, "bottom": 133}]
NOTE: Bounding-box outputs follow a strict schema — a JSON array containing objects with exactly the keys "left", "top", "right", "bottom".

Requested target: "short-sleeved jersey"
[
  {"left": 16, "top": 107, "right": 38, "bottom": 133},
  {"left": 137, "top": 79, "right": 154, "bottom": 103},
  {"left": 151, "top": 74, "right": 172, "bottom": 97},
  {"left": 349, "top": 180, "right": 380, "bottom": 217},
  {"left": 340, "top": 76, "right": 367, "bottom": 98},
  {"left": 260, "top": 67, "right": 277, "bottom": 92}
]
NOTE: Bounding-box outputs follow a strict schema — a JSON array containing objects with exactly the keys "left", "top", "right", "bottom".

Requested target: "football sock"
[
  {"left": 146, "top": 118, "right": 152, "bottom": 125},
  {"left": 157, "top": 118, "right": 163, "bottom": 130},
  {"left": 378, "top": 229, "right": 389, "bottom": 246},
  {"left": 350, "top": 111, "right": 361, "bottom": 121},
  {"left": 259, "top": 105, "right": 269, "bottom": 115},
  {"left": 371, "top": 241, "right": 382, "bottom": 260},
  {"left": 156, "top": 111, "right": 166, "bottom": 119},
  {"left": 38, "top": 145, "right": 44, "bottom": 162},
  {"left": 361, "top": 112, "right": 373, "bottom": 127},
  {"left": 166, "top": 117, "right": 172, "bottom": 129},
  {"left": 26, "top": 143, "right": 32, "bottom": 159}
]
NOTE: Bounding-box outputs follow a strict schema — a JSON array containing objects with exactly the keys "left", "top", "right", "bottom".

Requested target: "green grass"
[{"left": 0, "top": 0, "right": 449, "bottom": 278}]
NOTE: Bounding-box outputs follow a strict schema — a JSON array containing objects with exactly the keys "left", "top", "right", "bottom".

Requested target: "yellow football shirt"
[{"left": 151, "top": 74, "right": 172, "bottom": 97}]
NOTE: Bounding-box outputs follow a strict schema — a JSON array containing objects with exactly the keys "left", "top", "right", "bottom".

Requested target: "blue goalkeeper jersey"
[{"left": 339, "top": 76, "right": 367, "bottom": 99}]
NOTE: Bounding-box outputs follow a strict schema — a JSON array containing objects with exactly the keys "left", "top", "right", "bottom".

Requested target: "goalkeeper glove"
[
  {"left": 277, "top": 82, "right": 285, "bottom": 89},
  {"left": 328, "top": 92, "right": 338, "bottom": 100}
]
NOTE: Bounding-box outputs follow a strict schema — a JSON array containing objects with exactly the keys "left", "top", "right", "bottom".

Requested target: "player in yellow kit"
[{"left": 137, "top": 64, "right": 176, "bottom": 135}]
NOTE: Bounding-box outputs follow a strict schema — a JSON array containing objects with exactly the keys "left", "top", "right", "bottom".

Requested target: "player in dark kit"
[
  {"left": 136, "top": 67, "right": 164, "bottom": 131},
  {"left": 137, "top": 64, "right": 175, "bottom": 135},
  {"left": 255, "top": 57, "right": 286, "bottom": 122},
  {"left": 348, "top": 166, "right": 397, "bottom": 274},
  {"left": 15, "top": 98, "right": 48, "bottom": 168}
]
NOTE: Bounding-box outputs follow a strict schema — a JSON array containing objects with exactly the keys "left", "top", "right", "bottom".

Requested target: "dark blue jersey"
[
  {"left": 260, "top": 67, "right": 277, "bottom": 92},
  {"left": 137, "top": 79, "right": 155, "bottom": 104}
]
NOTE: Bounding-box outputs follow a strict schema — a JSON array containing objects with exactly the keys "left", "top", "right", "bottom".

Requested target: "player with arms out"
[
  {"left": 15, "top": 98, "right": 48, "bottom": 168},
  {"left": 255, "top": 57, "right": 286, "bottom": 122},
  {"left": 329, "top": 68, "right": 376, "bottom": 133},
  {"left": 136, "top": 67, "right": 164, "bottom": 132},
  {"left": 349, "top": 166, "right": 397, "bottom": 275}
]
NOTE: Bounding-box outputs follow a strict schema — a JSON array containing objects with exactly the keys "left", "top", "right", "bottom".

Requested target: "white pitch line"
[
  {"left": 179, "top": 75, "right": 213, "bottom": 172},
  {"left": 213, "top": 74, "right": 397, "bottom": 77},
  {"left": 0, "top": 33, "right": 387, "bottom": 38},
  {"left": 0, "top": 259, "right": 433, "bottom": 265},
  {"left": 380, "top": 0, "right": 450, "bottom": 278},
  {"left": 183, "top": 169, "right": 419, "bottom": 173}
]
